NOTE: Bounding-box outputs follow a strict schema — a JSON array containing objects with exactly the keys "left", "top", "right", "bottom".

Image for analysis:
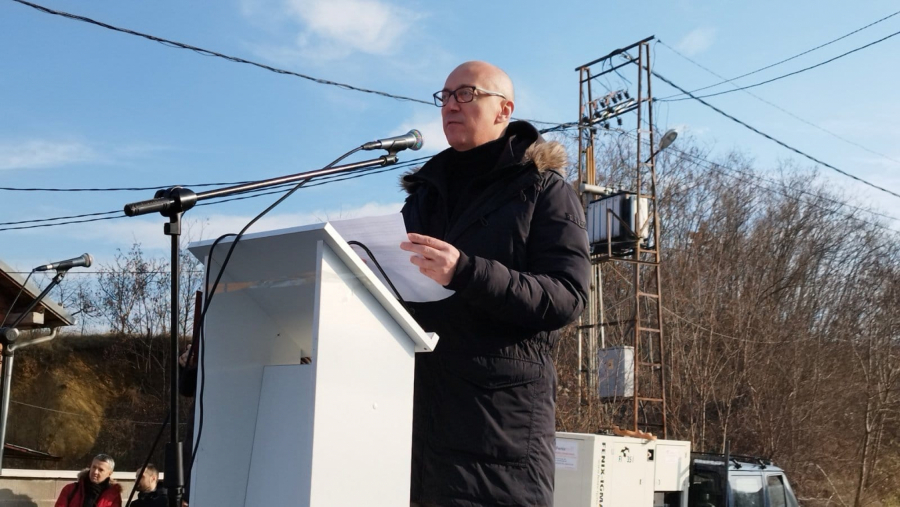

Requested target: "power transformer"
[{"left": 586, "top": 192, "right": 650, "bottom": 255}]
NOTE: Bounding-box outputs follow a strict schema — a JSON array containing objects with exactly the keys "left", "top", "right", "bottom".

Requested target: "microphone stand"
[
  {"left": 123, "top": 153, "right": 398, "bottom": 507},
  {"left": 0, "top": 269, "right": 69, "bottom": 470}
]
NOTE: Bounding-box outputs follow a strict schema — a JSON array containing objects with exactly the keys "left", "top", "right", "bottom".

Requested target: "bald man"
[{"left": 400, "top": 61, "right": 590, "bottom": 506}]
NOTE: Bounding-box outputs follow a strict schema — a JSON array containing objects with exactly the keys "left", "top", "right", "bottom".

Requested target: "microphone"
[
  {"left": 34, "top": 253, "right": 93, "bottom": 272},
  {"left": 361, "top": 129, "right": 423, "bottom": 152}
]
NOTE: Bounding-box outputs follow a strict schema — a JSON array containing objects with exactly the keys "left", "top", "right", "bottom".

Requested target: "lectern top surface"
[{"left": 188, "top": 221, "right": 437, "bottom": 352}]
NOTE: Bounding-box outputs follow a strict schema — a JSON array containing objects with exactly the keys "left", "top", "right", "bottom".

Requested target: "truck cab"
[{"left": 689, "top": 454, "right": 799, "bottom": 507}]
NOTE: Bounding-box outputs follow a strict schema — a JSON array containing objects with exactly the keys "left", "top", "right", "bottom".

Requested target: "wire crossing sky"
[
  {"left": 1, "top": 0, "right": 898, "bottom": 272},
  {"left": 656, "top": 8, "right": 900, "bottom": 99}
]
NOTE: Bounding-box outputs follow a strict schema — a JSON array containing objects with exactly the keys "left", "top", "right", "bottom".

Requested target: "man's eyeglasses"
[{"left": 433, "top": 86, "right": 507, "bottom": 107}]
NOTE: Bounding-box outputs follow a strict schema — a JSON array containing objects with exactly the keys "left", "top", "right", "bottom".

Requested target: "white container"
[{"left": 554, "top": 432, "right": 691, "bottom": 507}]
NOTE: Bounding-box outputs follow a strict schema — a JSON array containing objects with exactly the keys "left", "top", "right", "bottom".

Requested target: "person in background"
[
  {"left": 132, "top": 463, "right": 168, "bottom": 507},
  {"left": 55, "top": 453, "right": 122, "bottom": 507}
]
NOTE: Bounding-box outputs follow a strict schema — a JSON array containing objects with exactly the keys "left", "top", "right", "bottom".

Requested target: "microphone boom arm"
[{"left": 124, "top": 154, "right": 398, "bottom": 217}]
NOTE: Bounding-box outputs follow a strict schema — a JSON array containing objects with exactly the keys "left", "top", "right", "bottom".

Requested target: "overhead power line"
[
  {"left": 9, "top": 0, "right": 433, "bottom": 106},
  {"left": 642, "top": 65, "right": 900, "bottom": 201},
  {"left": 658, "top": 8, "right": 900, "bottom": 100},
  {"left": 657, "top": 40, "right": 900, "bottom": 167},
  {"left": 0, "top": 180, "right": 257, "bottom": 193},
  {"left": 0, "top": 156, "right": 431, "bottom": 194},
  {"left": 12, "top": 400, "right": 183, "bottom": 426},
  {"left": 667, "top": 144, "right": 900, "bottom": 232},
  {"left": 659, "top": 27, "right": 900, "bottom": 102},
  {"left": 8, "top": 0, "right": 561, "bottom": 129},
  {"left": 0, "top": 158, "right": 422, "bottom": 232},
  {"left": 619, "top": 124, "right": 899, "bottom": 226}
]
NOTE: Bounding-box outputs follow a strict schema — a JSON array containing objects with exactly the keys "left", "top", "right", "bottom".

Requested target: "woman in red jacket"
[{"left": 55, "top": 454, "right": 122, "bottom": 507}]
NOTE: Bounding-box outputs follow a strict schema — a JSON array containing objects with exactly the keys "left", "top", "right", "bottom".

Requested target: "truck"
[{"left": 554, "top": 432, "right": 800, "bottom": 507}]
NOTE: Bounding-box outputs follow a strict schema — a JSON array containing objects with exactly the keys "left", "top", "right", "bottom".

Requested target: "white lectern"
[{"left": 187, "top": 222, "right": 437, "bottom": 506}]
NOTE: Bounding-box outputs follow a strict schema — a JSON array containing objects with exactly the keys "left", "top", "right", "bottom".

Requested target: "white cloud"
[
  {"left": 0, "top": 140, "right": 98, "bottom": 170},
  {"left": 244, "top": 0, "right": 419, "bottom": 62},
  {"left": 675, "top": 28, "right": 716, "bottom": 57}
]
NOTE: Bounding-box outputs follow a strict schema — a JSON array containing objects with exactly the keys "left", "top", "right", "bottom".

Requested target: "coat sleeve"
[
  {"left": 55, "top": 483, "right": 74, "bottom": 507},
  {"left": 446, "top": 173, "right": 591, "bottom": 331}
]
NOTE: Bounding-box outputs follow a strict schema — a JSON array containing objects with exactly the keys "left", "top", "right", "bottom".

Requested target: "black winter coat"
[
  {"left": 401, "top": 121, "right": 591, "bottom": 506},
  {"left": 131, "top": 486, "right": 168, "bottom": 507}
]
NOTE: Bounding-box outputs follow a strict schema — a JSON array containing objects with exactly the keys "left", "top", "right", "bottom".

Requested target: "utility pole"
[{"left": 575, "top": 36, "right": 671, "bottom": 438}]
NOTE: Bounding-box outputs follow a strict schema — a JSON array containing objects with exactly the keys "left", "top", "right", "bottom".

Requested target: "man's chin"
[{"left": 445, "top": 133, "right": 469, "bottom": 150}]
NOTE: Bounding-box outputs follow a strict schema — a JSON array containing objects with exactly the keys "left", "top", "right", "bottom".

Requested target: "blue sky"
[{"left": 2, "top": 0, "right": 899, "bottom": 279}]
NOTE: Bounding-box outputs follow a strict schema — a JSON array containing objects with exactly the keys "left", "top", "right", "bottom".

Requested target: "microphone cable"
[
  {"left": 186, "top": 145, "right": 370, "bottom": 476},
  {"left": 0, "top": 271, "right": 34, "bottom": 328},
  {"left": 347, "top": 240, "right": 412, "bottom": 315},
  {"left": 124, "top": 410, "right": 170, "bottom": 507}
]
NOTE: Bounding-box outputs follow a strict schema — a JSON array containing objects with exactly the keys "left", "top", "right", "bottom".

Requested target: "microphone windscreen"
[{"left": 409, "top": 129, "right": 424, "bottom": 151}]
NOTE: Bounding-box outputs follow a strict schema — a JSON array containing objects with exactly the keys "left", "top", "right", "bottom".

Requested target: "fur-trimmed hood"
[{"left": 400, "top": 121, "right": 567, "bottom": 194}]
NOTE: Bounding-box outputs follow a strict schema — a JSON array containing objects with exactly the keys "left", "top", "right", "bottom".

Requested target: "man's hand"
[
  {"left": 179, "top": 347, "right": 192, "bottom": 368},
  {"left": 400, "top": 233, "right": 460, "bottom": 286}
]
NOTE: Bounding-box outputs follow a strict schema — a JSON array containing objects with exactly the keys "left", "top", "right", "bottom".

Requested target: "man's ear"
[{"left": 496, "top": 99, "right": 514, "bottom": 124}]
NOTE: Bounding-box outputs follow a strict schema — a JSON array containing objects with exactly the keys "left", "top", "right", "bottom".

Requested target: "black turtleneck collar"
[
  {"left": 82, "top": 477, "right": 109, "bottom": 507},
  {"left": 443, "top": 134, "right": 509, "bottom": 219},
  {"left": 448, "top": 133, "right": 507, "bottom": 164}
]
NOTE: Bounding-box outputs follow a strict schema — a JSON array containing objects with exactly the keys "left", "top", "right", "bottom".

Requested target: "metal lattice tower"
[{"left": 574, "top": 36, "right": 668, "bottom": 438}]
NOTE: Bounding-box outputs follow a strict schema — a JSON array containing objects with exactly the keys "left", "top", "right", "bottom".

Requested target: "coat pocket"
[{"left": 431, "top": 355, "right": 544, "bottom": 465}]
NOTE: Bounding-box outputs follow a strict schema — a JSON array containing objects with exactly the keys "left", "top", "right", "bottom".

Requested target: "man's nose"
[{"left": 445, "top": 98, "right": 461, "bottom": 112}]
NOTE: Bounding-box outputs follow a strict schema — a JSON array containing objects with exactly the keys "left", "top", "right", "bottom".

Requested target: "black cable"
[
  {"left": 656, "top": 40, "right": 900, "bottom": 167},
  {"left": 0, "top": 156, "right": 433, "bottom": 194},
  {"left": 659, "top": 28, "right": 900, "bottom": 102},
  {"left": 0, "top": 114, "right": 584, "bottom": 231},
  {"left": 9, "top": 0, "right": 434, "bottom": 107},
  {"left": 193, "top": 163, "right": 408, "bottom": 208},
  {"left": 675, "top": 149, "right": 899, "bottom": 232},
  {"left": 0, "top": 214, "right": 122, "bottom": 232},
  {"left": 8, "top": 0, "right": 558, "bottom": 139},
  {"left": 346, "top": 240, "right": 412, "bottom": 315},
  {"left": 187, "top": 145, "right": 365, "bottom": 473},
  {"left": 608, "top": 122, "right": 899, "bottom": 227},
  {"left": 608, "top": 125, "right": 898, "bottom": 230},
  {"left": 125, "top": 410, "right": 170, "bottom": 507},
  {"left": 0, "top": 209, "right": 121, "bottom": 226},
  {"left": 0, "top": 271, "right": 33, "bottom": 328},
  {"left": 0, "top": 156, "right": 425, "bottom": 231},
  {"left": 657, "top": 9, "right": 900, "bottom": 100},
  {"left": 0, "top": 180, "right": 256, "bottom": 193},
  {"left": 643, "top": 65, "right": 900, "bottom": 200},
  {"left": 187, "top": 233, "right": 234, "bottom": 479}
]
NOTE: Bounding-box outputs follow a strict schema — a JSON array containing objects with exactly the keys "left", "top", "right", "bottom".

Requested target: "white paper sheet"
[{"left": 329, "top": 213, "right": 455, "bottom": 303}]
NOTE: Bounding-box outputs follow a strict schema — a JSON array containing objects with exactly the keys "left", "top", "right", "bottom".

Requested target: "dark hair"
[{"left": 140, "top": 463, "right": 158, "bottom": 478}]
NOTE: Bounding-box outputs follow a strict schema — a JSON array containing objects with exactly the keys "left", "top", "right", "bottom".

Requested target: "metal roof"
[
  {"left": 3, "top": 443, "right": 61, "bottom": 462},
  {"left": 0, "top": 259, "right": 75, "bottom": 329}
]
